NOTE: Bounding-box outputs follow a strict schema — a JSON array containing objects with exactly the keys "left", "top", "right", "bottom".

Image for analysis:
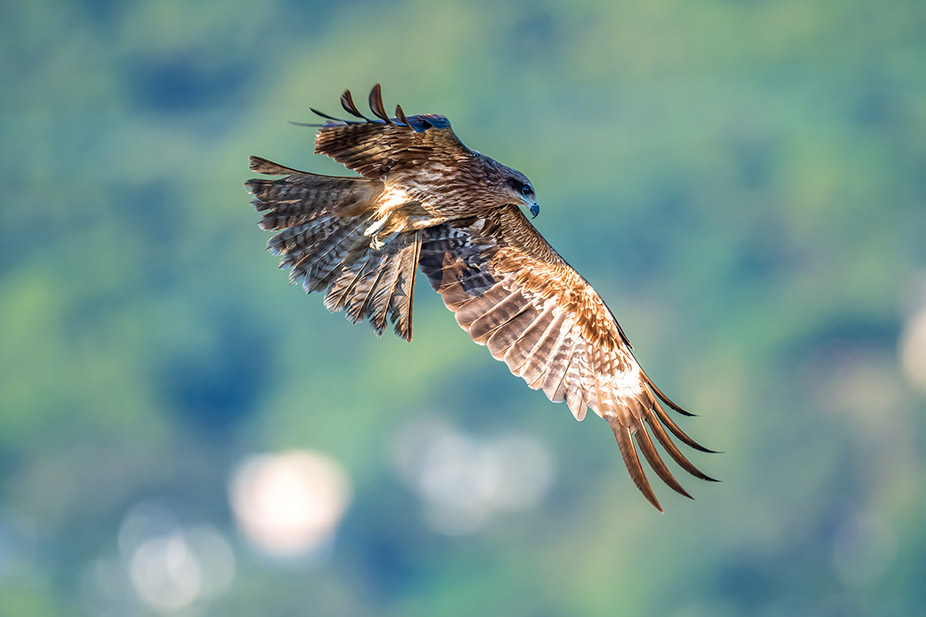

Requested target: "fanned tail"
[
  {"left": 246, "top": 156, "right": 421, "bottom": 339},
  {"left": 323, "top": 230, "right": 421, "bottom": 340}
]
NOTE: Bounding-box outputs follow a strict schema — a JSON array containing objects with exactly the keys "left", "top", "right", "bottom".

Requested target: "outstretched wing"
[
  {"left": 419, "top": 206, "right": 717, "bottom": 511},
  {"left": 308, "top": 85, "right": 476, "bottom": 200}
]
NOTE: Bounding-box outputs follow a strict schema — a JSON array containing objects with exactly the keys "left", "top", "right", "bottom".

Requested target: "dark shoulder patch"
[
  {"left": 405, "top": 113, "right": 450, "bottom": 132},
  {"left": 418, "top": 114, "right": 450, "bottom": 129}
]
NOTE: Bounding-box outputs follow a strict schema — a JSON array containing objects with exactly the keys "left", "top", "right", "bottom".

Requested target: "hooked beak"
[{"left": 529, "top": 201, "right": 540, "bottom": 219}]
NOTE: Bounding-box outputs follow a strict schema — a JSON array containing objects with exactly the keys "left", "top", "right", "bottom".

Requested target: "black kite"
[{"left": 245, "top": 85, "right": 716, "bottom": 510}]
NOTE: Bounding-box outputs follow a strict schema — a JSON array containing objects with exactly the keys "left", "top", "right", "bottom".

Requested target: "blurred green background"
[{"left": 2, "top": 0, "right": 926, "bottom": 615}]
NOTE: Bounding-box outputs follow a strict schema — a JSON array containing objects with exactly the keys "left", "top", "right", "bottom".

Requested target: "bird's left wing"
[
  {"left": 419, "top": 206, "right": 716, "bottom": 510},
  {"left": 307, "top": 85, "right": 475, "bottom": 201}
]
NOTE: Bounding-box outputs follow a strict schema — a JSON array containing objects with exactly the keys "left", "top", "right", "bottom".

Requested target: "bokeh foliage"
[{"left": 2, "top": 0, "right": 925, "bottom": 615}]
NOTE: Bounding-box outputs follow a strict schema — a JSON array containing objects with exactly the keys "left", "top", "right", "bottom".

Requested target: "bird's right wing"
[{"left": 418, "top": 206, "right": 717, "bottom": 510}]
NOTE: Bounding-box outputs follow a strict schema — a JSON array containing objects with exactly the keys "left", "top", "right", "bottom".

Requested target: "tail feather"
[
  {"left": 321, "top": 231, "right": 421, "bottom": 340},
  {"left": 246, "top": 158, "right": 381, "bottom": 218},
  {"left": 248, "top": 155, "right": 306, "bottom": 175},
  {"left": 268, "top": 213, "right": 346, "bottom": 256},
  {"left": 345, "top": 260, "right": 389, "bottom": 324},
  {"left": 288, "top": 219, "right": 365, "bottom": 287},
  {"left": 248, "top": 156, "right": 422, "bottom": 339},
  {"left": 367, "top": 246, "right": 407, "bottom": 333},
  {"left": 302, "top": 224, "right": 370, "bottom": 292},
  {"left": 324, "top": 250, "right": 379, "bottom": 312},
  {"left": 389, "top": 231, "right": 421, "bottom": 340}
]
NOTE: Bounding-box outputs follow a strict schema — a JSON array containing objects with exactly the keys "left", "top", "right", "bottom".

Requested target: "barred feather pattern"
[
  {"left": 246, "top": 156, "right": 421, "bottom": 340},
  {"left": 419, "top": 208, "right": 717, "bottom": 511},
  {"left": 322, "top": 230, "right": 421, "bottom": 340}
]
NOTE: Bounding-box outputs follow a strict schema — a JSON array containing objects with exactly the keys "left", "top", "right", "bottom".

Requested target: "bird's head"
[{"left": 487, "top": 162, "right": 539, "bottom": 218}]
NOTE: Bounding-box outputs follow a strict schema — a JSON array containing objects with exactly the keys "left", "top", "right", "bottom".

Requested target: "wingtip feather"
[
  {"left": 368, "top": 84, "right": 392, "bottom": 123},
  {"left": 395, "top": 104, "right": 410, "bottom": 127},
  {"left": 309, "top": 107, "right": 357, "bottom": 124},
  {"left": 645, "top": 417, "right": 718, "bottom": 483},
  {"left": 643, "top": 372, "right": 697, "bottom": 417},
  {"left": 633, "top": 423, "right": 693, "bottom": 500},
  {"left": 650, "top": 397, "right": 717, "bottom": 454},
  {"left": 247, "top": 156, "right": 306, "bottom": 175},
  {"left": 613, "top": 422, "right": 662, "bottom": 512},
  {"left": 340, "top": 89, "right": 369, "bottom": 120}
]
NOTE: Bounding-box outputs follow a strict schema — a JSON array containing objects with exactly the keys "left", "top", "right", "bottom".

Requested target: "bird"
[{"left": 245, "top": 84, "right": 716, "bottom": 511}]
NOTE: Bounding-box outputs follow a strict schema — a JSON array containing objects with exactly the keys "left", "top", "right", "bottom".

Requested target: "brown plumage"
[{"left": 246, "top": 85, "right": 717, "bottom": 511}]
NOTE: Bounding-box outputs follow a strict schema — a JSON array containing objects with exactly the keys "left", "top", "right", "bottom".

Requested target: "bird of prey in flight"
[{"left": 245, "top": 85, "right": 716, "bottom": 510}]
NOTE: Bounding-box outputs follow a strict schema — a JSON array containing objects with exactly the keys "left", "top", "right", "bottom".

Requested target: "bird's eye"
[{"left": 507, "top": 177, "right": 533, "bottom": 196}]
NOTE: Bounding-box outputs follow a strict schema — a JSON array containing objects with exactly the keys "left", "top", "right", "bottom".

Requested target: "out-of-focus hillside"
[{"left": 1, "top": 1, "right": 925, "bottom": 616}]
